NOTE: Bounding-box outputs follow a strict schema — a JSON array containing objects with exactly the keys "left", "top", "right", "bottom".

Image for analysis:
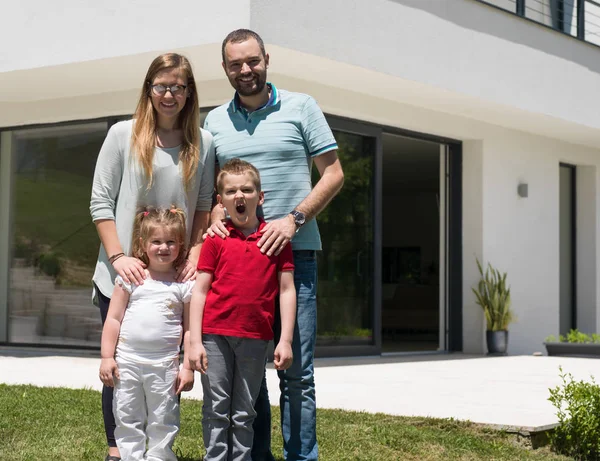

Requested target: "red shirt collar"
[{"left": 225, "top": 218, "right": 266, "bottom": 239}]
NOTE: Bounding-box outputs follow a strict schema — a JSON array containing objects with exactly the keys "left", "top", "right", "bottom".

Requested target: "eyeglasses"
[{"left": 149, "top": 84, "right": 188, "bottom": 96}]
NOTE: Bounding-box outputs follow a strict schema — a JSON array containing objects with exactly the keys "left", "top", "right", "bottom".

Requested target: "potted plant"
[
  {"left": 472, "top": 258, "right": 515, "bottom": 355},
  {"left": 544, "top": 329, "right": 600, "bottom": 358}
]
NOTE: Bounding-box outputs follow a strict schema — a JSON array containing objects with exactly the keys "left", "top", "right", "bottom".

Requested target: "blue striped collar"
[{"left": 231, "top": 82, "right": 279, "bottom": 114}]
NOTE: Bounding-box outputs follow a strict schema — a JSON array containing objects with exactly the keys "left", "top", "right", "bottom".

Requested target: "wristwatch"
[{"left": 290, "top": 210, "right": 306, "bottom": 231}]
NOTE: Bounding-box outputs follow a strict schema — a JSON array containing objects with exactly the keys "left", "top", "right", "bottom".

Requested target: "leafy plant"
[
  {"left": 35, "top": 251, "right": 62, "bottom": 278},
  {"left": 548, "top": 366, "right": 600, "bottom": 460},
  {"left": 567, "top": 329, "right": 593, "bottom": 344},
  {"left": 472, "top": 258, "right": 514, "bottom": 331},
  {"left": 545, "top": 330, "right": 600, "bottom": 344}
]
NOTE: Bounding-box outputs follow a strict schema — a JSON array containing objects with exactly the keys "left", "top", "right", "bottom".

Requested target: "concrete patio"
[{"left": 1, "top": 348, "right": 599, "bottom": 435}]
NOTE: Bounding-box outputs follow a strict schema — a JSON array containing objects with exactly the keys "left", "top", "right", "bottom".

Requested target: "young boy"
[{"left": 188, "top": 158, "right": 296, "bottom": 460}]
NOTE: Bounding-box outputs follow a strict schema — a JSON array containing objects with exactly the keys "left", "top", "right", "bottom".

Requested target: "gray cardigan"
[{"left": 90, "top": 120, "right": 215, "bottom": 299}]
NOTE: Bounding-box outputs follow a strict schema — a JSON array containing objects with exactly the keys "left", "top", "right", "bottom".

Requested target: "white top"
[
  {"left": 90, "top": 119, "right": 215, "bottom": 299},
  {"left": 115, "top": 275, "right": 194, "bottom": 364}
]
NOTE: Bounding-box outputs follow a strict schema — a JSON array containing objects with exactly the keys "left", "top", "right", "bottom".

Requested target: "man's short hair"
[
  {"left": 222, "top": 29, "right": 266, "bottom": 63},
  {"left": 216, "top": 158, "right": 262, "bottom": 194}
]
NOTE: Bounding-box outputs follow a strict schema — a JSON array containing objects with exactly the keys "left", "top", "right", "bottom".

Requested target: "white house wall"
[
  {"left": 481, "top": 134, "right": 561, "bottom": 355},
  {"left": 2, "top": 0, "right": 600, "bottom": 144},
  {"left": 1, "top": 0, "right": 250, "bottom": 72},
  {"left": 478, "top": 134, "right": 600, "bottom": 355},
  {"left": 252, "top": 0, "right": 600, "bottom": 138}
]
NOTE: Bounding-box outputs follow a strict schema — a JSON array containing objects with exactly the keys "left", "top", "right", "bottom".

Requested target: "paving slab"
[{"left": 1, "top": 349, "right": 598, "bottom": 432}]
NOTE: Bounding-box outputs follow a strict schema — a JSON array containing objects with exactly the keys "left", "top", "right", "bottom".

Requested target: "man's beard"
[{"left": 231, "top": 72, "right": 267, "bottom": 97}]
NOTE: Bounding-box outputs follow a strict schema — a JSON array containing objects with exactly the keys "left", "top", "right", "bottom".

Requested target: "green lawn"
[{"left": 0, "top": 384, "right": 571, "bottom": 461}]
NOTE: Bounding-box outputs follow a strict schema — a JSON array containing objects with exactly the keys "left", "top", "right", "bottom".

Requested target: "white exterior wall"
[
  {"left": 251, "top": 0, "right": 600, "bottom": 135},
  {"left": 481, "top": 135, "right": 560, "bottom": 355},
  {"left": 1, "top": 0, "right": 249, "bottom": 71}
]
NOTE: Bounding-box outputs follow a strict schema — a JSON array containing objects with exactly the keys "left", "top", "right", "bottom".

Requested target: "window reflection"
[
  {"left": 9, "top": 122, "right": 107, "bottom": 346},
  {"left": 314, "top": 130, "right": 375, "bottom": 347}
]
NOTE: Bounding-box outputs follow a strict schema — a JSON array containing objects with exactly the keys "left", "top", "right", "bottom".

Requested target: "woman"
[{"left": 90, "top": 53, "right": 214, "bottom": 461}]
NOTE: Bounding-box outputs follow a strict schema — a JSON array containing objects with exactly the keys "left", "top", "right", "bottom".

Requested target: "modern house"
[{"left": 1, "top": 0, "right": 600, "bottom": 357}]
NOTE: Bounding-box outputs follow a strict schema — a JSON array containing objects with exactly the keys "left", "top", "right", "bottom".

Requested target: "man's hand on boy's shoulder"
[
  {"left": 258, "top": 214, "right": 296, "bottom": 256},
  {"left": 203, "top": 219, "right": 229, "bottom": 241}
]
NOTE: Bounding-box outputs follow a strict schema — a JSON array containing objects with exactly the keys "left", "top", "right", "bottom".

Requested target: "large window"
[
  {"left": 7, "top": 122, "right": 107, "bottom": 346},
  {"left": 314, "top": 130, "right": 375, "bottom": 347},
  {"left": 1, "top": 113, "right": 376, "bottom": 352}
]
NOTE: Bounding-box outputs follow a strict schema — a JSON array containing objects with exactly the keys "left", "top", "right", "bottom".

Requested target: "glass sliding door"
[
  {"left": 313, "top": 125, "right": 376, "bottom": 350},
  {"left": 381, "top": 133, "right": 442, "bottom": 353},
  {"left": 8, "top": 121, "right": 107, "bottom": 346}
]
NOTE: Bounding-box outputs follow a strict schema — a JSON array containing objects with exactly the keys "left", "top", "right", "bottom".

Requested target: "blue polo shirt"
[{"left": 204, "top": 83, "right": 338, "bottom": 251}]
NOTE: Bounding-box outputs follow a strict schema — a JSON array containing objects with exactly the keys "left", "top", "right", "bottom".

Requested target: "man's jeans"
[{"left": 252, "top": 250, "right": 318, "bottom": 461}]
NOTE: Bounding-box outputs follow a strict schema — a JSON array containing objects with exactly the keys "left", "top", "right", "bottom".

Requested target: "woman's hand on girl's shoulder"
[{"left": 112, "top": 256, "right": 146, "bottom": 285}]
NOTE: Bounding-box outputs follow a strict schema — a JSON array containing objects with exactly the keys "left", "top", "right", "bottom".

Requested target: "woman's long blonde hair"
[{"left": 131, "top": 53, "right": 200, "bottom": 190}]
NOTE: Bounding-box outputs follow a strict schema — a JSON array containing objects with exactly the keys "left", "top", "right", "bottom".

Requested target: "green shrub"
[
  {"left": 567, "top": 329, "right": 593, "bottom": 344},
  {"left": 36, "top": 251, "right": 62, "bottom": 278},
  {"left": 546, "top": 330, "right": 600, "bottom": 344},
  {"left": 548, "top": 366, "right": 600, "bottom": 460}
]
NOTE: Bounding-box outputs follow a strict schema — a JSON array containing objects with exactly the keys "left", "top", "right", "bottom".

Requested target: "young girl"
[{"left": 99, "top": 207, "right": 195, "bottom": 461}]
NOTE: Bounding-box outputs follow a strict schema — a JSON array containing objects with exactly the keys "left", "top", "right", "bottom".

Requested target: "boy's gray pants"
[{"left": 201, "top": 334, "right": 269, "bottom": 461}]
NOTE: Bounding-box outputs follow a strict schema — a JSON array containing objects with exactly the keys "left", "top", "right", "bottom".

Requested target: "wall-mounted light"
[{"left": 517, "top": 183, "right": 528, "bottom": 198}]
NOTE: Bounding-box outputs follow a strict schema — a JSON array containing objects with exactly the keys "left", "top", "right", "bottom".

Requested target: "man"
[{"left": 204, "top": 29, "right": 344, "bottom": 461}]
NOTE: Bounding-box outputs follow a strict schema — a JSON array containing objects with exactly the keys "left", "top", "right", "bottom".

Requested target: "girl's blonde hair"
[
  {"left": 131, "top": 206, "right": 187, "bottom": 268},
  {"left": 131, "top": 53, "right": 200, "bottom": 190}
]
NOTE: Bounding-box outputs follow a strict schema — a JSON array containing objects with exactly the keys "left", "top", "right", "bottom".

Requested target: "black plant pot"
[
  {"left": 544, "top": 342, "right": 600, "bottom": 358},
  {"left": 486, "top": 330, "right": 508, "bottom": 355}
]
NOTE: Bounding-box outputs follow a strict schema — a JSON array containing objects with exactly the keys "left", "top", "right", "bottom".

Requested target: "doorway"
[{"left": 381, "top": 133, "right": 444, "bottom": 353}]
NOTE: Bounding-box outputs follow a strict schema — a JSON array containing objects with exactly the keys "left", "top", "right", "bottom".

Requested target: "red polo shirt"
[{"left": 197, "top": 219, "right": 294, "bottom": 340}]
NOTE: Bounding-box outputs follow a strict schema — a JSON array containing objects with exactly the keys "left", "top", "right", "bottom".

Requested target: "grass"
[{"left": 0, "top": 384, "right": 572, "bottom": 461}]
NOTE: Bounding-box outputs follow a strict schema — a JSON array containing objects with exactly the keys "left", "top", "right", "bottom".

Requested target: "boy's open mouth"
[{"left": 235, "top": 203, "right": 246, "bottom": 213}]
